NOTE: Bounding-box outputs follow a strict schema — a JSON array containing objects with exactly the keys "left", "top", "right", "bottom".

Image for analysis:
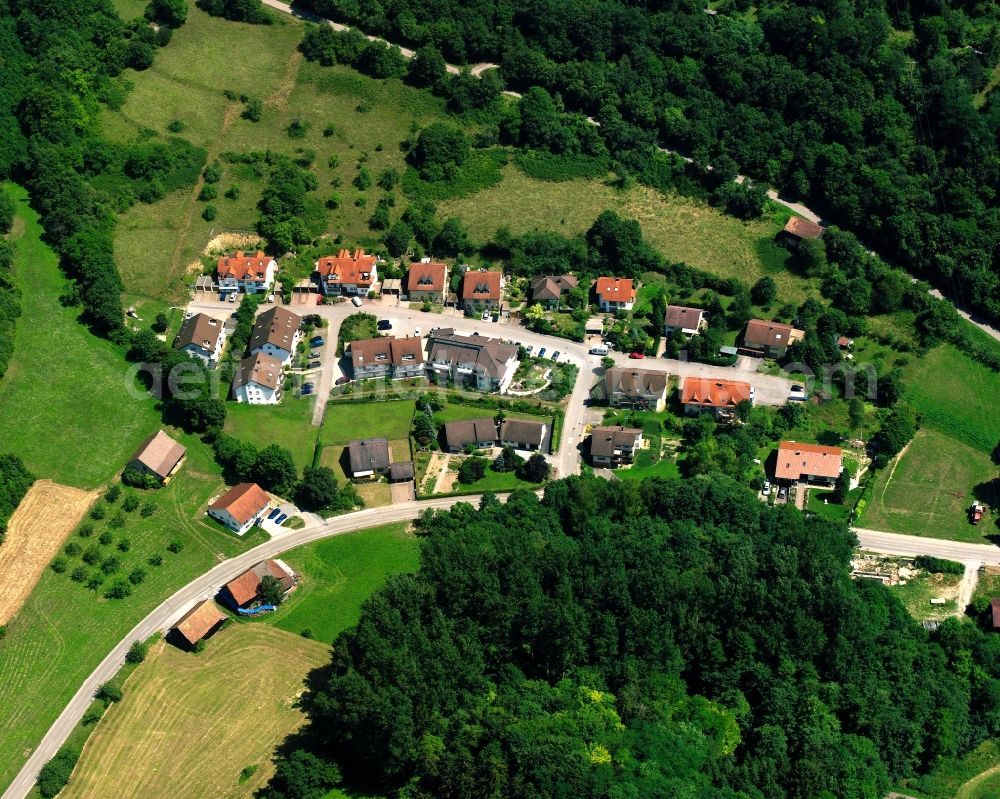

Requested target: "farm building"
[
  {"left": 126, "top": 430, "right": 186, "bottom": 485},
  {"left": 207, "top": 483, "right": 271, "bottom": 535},
  {"left": 220, "top": 559, "right": 297, "bottom": 610},
  {"left": 172, "top": 600, "right": 227, "bottom": 649},
  {"left": 780, "top": 217, "right": 825, "bottom": 247}
]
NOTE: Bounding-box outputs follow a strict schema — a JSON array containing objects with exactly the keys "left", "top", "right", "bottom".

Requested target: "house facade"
[
  {"left": 590, "top": 426, "right": 643, "bottom": 468},
  {"left": 174, "top": 313, "right": 227, "bottom": 367},
  {"left": 681, "top": 377, "right": 754, "bottom": 419},
  {"left": 350, "top": 336, "right": 425, "bottom": 381},
  {"left": 442, "top": 418, "right": 498, "bottom": 453},
  {"left": 602, "top": 367, "right": 669, "bottom": 411},
  {"left": 232, "top": 352, "right": 284, "bottom": 405},
  {"left": 217, "top": 251, "right": 276, "bottom": 295},
  {"left": 595, "top": 277, "right": 635, "bottom": 313},
  {"left": 460, "top": 269, "right": 502, "bottom": 310},
  {"left": 774, "top": 441, "right": 843, "bottom": 485},
  {"left": 247, "top": 306, "right": 301, "bottom": 366},
  {"left": 664, "top": 305, "right": 706, "bottom": 337},
  {"left": 426, "top": 330, "right": 518, "bottom": 392},
  {"left": 741, "top": 319, "right": 805, "bottom": 358},
  {"left": 406, "top": 261, "right": 447, "bottom": 303},
  {"left": 208, "top": 483, "right": 271, "bottom": 535},
  {"left": 315, "top": 249, "right": 378, "bottom": 295}
]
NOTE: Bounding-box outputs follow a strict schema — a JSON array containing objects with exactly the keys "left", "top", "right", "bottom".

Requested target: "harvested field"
[
  {"left": 0, "top": 480, "right": 98, "bottom": 624},
  {"left": 61, "top": 625, "right": 328, "bottom": 799}
]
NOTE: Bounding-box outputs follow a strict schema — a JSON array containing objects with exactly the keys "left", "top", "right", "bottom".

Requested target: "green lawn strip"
[
  {"left": 806, "top": 487, "right": 858, "bottom": 524},
  {"left": 263, "top": 523, "right": 420, "bottom": 644},
  {"left": 0, "top": 437, "right": 262, "bottom": 790},
  {"left": 865, "top": 428, "right": 996, "bottom": 543},
  {"left": 432, "top": 404, "right": 544, "bottom": 425},
  {"left": 888, "top": 571, "right": 962, "bottom": 621},
  {"left": 617, "top": 458, "right": 681, "bottom": 481},
  {"left": 895, "top": 739, "right": 1000, "bottom": 799},
  {"left": 224, "top": 398, "right": 319, "bottom": 470},
  {"left": 321, "top": 400, "right": 416, "bottom": 445},
  {"left": 0, "top": 185, "right": 162, "bottom": 489}
]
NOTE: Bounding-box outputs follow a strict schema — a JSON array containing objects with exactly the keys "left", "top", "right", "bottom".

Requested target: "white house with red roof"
[
  {"left": 207, "top": 483, "right": 271, "bottom": 535},
  {"left": 595, "top": 277, "right": 635, "bottom": 312},
  {"left": 315, "top": 249, "right": 379, "bottom": 296},
  {"left": 217, "top": 251, "right": 276, "bottom": 295}
]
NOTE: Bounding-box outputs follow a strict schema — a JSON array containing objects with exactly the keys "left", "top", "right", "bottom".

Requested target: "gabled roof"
[
  {"left": 348, "top": 438, "right": 391, "bottom": 474},
  {"left": 443, "top": 418, "right": 497, "bottom": 449},
  {"left": 233, "top": 352, "right": 284, "bottom": 391},
  {"left": 604, "top": 367, "right": 668, "bottom": 398},
  {"left": 743, "top": 319, "right": 804, "bottom": 349},
  {"left": 427, "top": 332, "right": 517, "bottom": 379},
  {"left": 129, "top": 430, "right": 186, "bottom": 479},
  {"left": 406, "top": 262, "right": 447, "bottom": 294},
  {"left": 499, "top": 418, "right": 546, "bottom": 447},
  {"left": 217, "top": 250, "right": 273, "bottom": 281},
  {"left": 209, "top": 483, "right": 271, "bottom": 525},
  {"left": 223, "top": 560, "right": 296, "bottom": 607},
  {"left": 350, "top": 336, "right": 424, "bottom": 370},
  {"left": 316, "top": 249, "right": 377, "bottom": 286},
  {"left": 174, "top": 600, "right": 226, "bottom": 646},
  {"left": 775, "top": 441, "right": 843, "bottom": 481},
  {"left": 990, "top": 597, "right": 1000, "bottom": 629},
  {"left": 783, "top": 217, "right": 825, "bottom": 240},
  {"left": 530, "top": 274, "right": 578, "bottom": 302},
  {"left": 174, "top": 313, "right": 224, "bottom": 353},
  {"left": 595, "top": 277, "right": 635, "bottom": 303},
  {"left": 389, "top": 461, "right": 414, "bottom": 481},
  {"left": 248, "top": 306, "right": 301, "bottom": 354},
  {"left": 461, "top": 269, "right": 502, "bottom": 301},
  {"left": 590, "top": 426, "right": 642, "bottom": 458},
  {"left": 664, "top": 305, "right": 705, "bottom": 331},
  {"left": 681, "top": 377, "right": 752, "bottom": 409}
]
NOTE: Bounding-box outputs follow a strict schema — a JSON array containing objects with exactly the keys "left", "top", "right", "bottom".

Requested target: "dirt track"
[{"left": 0, "top": 480, "right": 98, "bottom": 624}]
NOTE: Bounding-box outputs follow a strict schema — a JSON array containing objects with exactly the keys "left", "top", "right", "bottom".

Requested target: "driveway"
[{"left": 390, "top": 480, "right": 416, "bottom": 503}]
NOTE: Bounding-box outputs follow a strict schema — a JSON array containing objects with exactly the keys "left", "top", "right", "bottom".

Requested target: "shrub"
[
  {"left": 914, "top": 556, "right": 965, "bottom": 575},
  {"left": 86, "top": 574, "right": 104, "bottom": 591},
  {"left": 105, "top": 484, "right": 122, "bottom": 503},
  {"left": 70, "top": 566, "right": 88, "bottom": 582},
  {"left": 125, "top": 640, "right": 148, "bottom": 663},
  {"left": 300, "top": 628, "right": 314, "bottom": 639},
  {"left": 37, "top": 747, "right": 80, "bottom": 798},
  {"left": 458, "top": 457, "right": 487, "bottom": 484},
  {"left": 129, "top": 567, "right": 147, "bottom": 585},
  {"left": 122, "top": 467, "right": 160, "bottom": 489},
  {"left": 101, "top": 556, "right": 121, "bottom": 574},
  {"left": 97, "top": 680, "right": 123, "bottom": 703},
  {"left": 202, "top": 204, "right": 218, "bottom": 221},
  {"left": 287, "top": 118, "right": 309, "bottom": 139},
  {"left": 167, "top": 540, "right": 184, "bottom": 553},
  {"left": 141, "top": 501, "right": 156, "bottom": 517},
  {"left": 77, "top": 522, "right": 94, "bottom": 538},
  {"left": 224, "top": 184, "right": 240, "bottom": 200},
  {"left": 98, "top": 531, "right": 113, "bottom": 545},
  {"left": 167, "top": 119, "right": 185, "bottom": 133},
  {"left": 82, "top": 706, "right": 104, "bottom": 725},
  {"left": 90, "top": 503, "right": 106, "bottom": 520},
  {"left": 241, "top": 97, "right": 263, "bottom": 121},
  {"left": 64, "top": 541, "right": 81, "bottom": 557},
  {"left": 50, "top": 556, "right": 68, "bottom": 573},
  {"left": 198, "top": 184, "right": 218, "bottom": 201},
  {"left": 148, "top": 553, "right": 164, "bottom": 567},
  {"left": 117, "top": 538, "right": 131, "bottom": 552},
  {"left": 109, "top": 511, "right": 126, "bottom": 529},
  {"left": 82, "top": 546, "right": 100, "bottom": 565},
  {"left": 122, "top": 493, "right": 140, "bottom": 512},
  {"left": 203, "top": 163, "right": 221, "bottom": 183},
  {"left": 105, "top": 579, "right": 132, "bottom": 599}
]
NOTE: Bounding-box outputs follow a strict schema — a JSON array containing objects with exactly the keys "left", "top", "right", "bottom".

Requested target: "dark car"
[
  {"left": 308, "top": 360, "right": 321, "bottom": 369},
  {"left": 309, "top": 336, "right": 325, "bottom": 347},
  {"left": 551, "top": 351, "right": 561, "bottom": 361},
  {"left": 538, "top": 347, "right": 547, "bottom": 358},
  {"left": 301, "top": 383, "right": 315, "bottom": 395},
  {"left": 377, "top": 319, "right": 393, "bottom": 331},
  {"left": 267, "top": 508, "right": 281, "bottom": 520},
  {"left": 275, "top": 514, "right": 288, "bottom": 525},
  {"left": 335, "top": 376, "right": 351, "bottom": 385}
]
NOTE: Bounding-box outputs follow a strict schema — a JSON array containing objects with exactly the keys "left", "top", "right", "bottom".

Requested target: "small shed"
[
  {"left": 586, "top": 316, "right": 605, "bottom": 335},
  {"left": 381, "top": 278, "right": 402, "bottom": 295},
  {"left": 193, "top": 275, "right": 216, "bottom": 293},
  {"left": 172, "top": 600, "right": 226, "bottom": 649},
  {"left": 388, "top": 461, "right": 415, "bottom": 483},
  {"left": 719, "top": 345, "right": 739, "bottom": 357}
]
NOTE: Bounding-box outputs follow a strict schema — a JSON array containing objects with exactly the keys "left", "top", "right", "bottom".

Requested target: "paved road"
[{"left": 854, "top": 528, "right": 1000, "bottom": 565}]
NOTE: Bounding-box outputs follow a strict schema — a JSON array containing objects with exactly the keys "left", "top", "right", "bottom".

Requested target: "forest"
[
  {"left": 302, "top": 0, "right": 1000, "bottom": 326},
  {"left": 259, "top": 477, "right": 1000, "bottom": 799}
]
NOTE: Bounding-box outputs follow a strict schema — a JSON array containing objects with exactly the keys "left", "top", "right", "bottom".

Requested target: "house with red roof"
[
  {"left": 780, "top": 217, "right": 826, "bottom": 248},
  {"left": 207, "top": 483, "right": 271, "bottom": 535},
  {"left": 461, "top": 269, "right": 503, "bottom": 311},
  {"left": 774, "top": 441, "right": 843, "bottom": 485},
  {"left": 595, "top": 277, "right": 635, "bottom": 313},
  {"left": 681, "top": 377, "right": 754, "bottom": 418},
  {"left": 406, "top": 261, "right": 448, "bottom": 303},
  {"left": 217, "top": 251, "right": 276, "bottom": 295},
  {"left": 219, "top": 559, "right": 297, "bottom": 610},
  {"left": 315, "top": 249, "right": 379, "bottom": 296}
]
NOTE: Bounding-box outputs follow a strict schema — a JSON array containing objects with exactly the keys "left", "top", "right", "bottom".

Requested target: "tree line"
[{"left": 0, "top": 453, "right": 34, "bottom": 545}]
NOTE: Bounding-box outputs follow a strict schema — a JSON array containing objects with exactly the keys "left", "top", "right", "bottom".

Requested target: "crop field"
[
  {"left": 0, "top": 481, "right": 99, "bottom": 624},
  {"left": 864, "top": 429, "right": 997, "bottom": 543},
  {"left": 264, "top": 522, "right": 420, "bottom": 643},
  {"left": 224, "top": 398, "right": 320, "bottom": 471},
  {"left": 60, "top": 625, "right": 328, "bottom": 799},
  {"left": 0, "top": 186, "right": 162, "bottom": 489}
]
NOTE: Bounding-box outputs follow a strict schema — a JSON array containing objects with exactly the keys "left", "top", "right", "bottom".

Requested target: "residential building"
[
  {"left": 232, "top": 352, "right": 284, "bottom": 405},
  {"left": 664, "top": 305, "right": 706, "bottom": 337},
  {"left": 602, "top": 367, "right": 669, "bottom": 411},
  {"left": 220, "top": 559, "right": 297, "bottom": 610},
  {"left": 590, "top": 426, "right": 643, "bottom": 468},
  {"left": 172, "top": 600, "right": 226, "bottom": 648},
  {"left": 406, "top": 261, "right": 448, "bottom": 303},
  {"left": 426, "top": 330, "right": 519, "bottom": 392},
  {"left": 247, "top": 306, "right": 301, "bottom": 365},
  {"left": 127, "top": 430, "right": 187, "bottom": 485},
  {"left": 347, "top": 438, "right": 392, "bottom": 477},
  {"left": 207, "top": 483, "right": 271, "bottom": 535},
  {"left": 780, "top": 217, "right": 825, "bottom": 248},
  {"left": 461, "top": 269, "right": 502, "bottom": 310},
  {"left": 529, "top": 274, "right": 579, "bottom": 308},
  {"left": 217, "top": 250, "right": 276, "bottom": 295},
  {"left": 442, "top": 418, "right": 497, "bottom": 453},
  {"left": 990, "top": 597, "right": 1000, "bottom": 630},
  {"left": 350, "top": 336, "right": 425, "bottom": 381},
  {"left": 315, "top": 249, "right": 378, "bottom": 295},
  {"left": 389, "top": 461, "right": 415, "bottom": 483},
  {"left": 174, "top": 313, "right": 227, "bottom": 367},
  {"left": 741, "top": 319, "right": 805, "bottom": 358},
  {"left": 499, "top": 418, "right": 548, "bottom": 452},
  {"left": 681, "top": 377, "right": 754, "bottom": 418},
  {"left": 595, "top": 277, "right": 635, "bottom": 312},
  {"left": 774, "top": 441, "right": 843, "bottom": 485}
]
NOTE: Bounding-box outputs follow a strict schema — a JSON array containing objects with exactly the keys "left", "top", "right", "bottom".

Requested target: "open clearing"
[
  {"left": 865, "top": 428, "right": 997, "bottom": 543},
  {"left": 224, "top": 398, "right": 319, "bottom": 471},
  {"left": 0, "top": 481, "right": 98, "bottom": 624},
  {"left": 61, "top": 625, "right": 328, "bottom": 799},
  {"left": 895, "top": 739, "right": 1000, "bottom": 799},
  {"left": 889, "top": 570, "right": 963, "bottom": 621}
]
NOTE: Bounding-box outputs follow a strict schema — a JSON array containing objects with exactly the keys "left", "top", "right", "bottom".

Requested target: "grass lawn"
[
  {"left": 864, "top": 428, "right": 997, "bottom": 543},
  {"left": 60, "top": 625, "right": 329, "bottom": 799},
  {"left": 970, "top": 568, "right": 1000, "bottom": 609},
  {"left": 433, "top": 403, "right": 545, "bottom": 425},
  {"left": 806, "top": 487, "right": 858, "bottom": 523},
  {"left": 617, "top": 458, "right": 682, "bottom": 481},
  {"left": 895, "top": 738, "right": 1000, "bottom": 799},
  {"left": 224, "top": 397, "right": 319, "bottom": 470},
  {"left": 448, "top": 462, "right": 540, "bottom": 494},
  {"left": 888, "top": 570, "right": 962, "bottom": 622},
  {"left": 263, "top": 522, "right": 420, "bottom": 643},
  {"left": 0, "top": 185, "right": 162, "bottom": 489},
  {"left": 321, "top": 400, "right": 416, "bottom": 445}
]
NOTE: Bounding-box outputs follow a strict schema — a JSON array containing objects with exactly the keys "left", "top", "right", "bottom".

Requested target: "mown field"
[
  {"left": 864, "top": 429, "right": 997, "bottom": 543},
  {"left": 60, "top": 625, "right": 329, "bottom": 799},
  {"left": 224, "top": 398, "right": 320, "bottom": 471},
  {"left": 264, "top": 522, "right": 420, "bottom": 643}
]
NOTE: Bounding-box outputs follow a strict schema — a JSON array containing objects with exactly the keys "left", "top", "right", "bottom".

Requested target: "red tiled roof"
[
  {"left": 681, "top": 377, "right": 752, "bottom": 408},
  {"left": 129, "top": 430, "right": 186, "bottom": 480},
  {"left": 222, "top": 560, "right": 294, "bottom": 607},
  {"left": 743, "top": 319, "right": 804, "bottom": 349},
  {"left": 174, "top": 600, "right": 226, "bottom": 645},
  {"left": 991, "top": 597, "right": 1000, "bottom": 629},
  {"left": 775, "top": 441, "right": 843, "bottom": 481},
  {"left": 406, "top": 262, "right": 447, "bottom": 294},
  {"left": 209, "top": 483, "right": 270, "bottom": 525},
  {"left": 461, "top": 270, "right": 501, "bottom": 301},
  {"left": 217, "top": 251, "right": 272, "bottom": 281},
  {"left": 595, "top": 277, "right": 634, "bottom": 303},
  {"left": 316, "top": 249, "right": 377, "bottom": 286},
  {"left": 783, "top": 217, "right": 825, "bottom": 240}
]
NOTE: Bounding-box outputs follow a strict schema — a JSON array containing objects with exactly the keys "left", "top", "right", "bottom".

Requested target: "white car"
[
  {"left": 414, "top": 327, "right": 421, "bottom": 336},
  {"left": 482, "top": 311, "right": 490, "bottom": 321},
  {"left": 762, "top": 481, "right": 771, "bottom": 496},
  {"left": 351, "top": 296, "right": 363, "bottom": 307}
]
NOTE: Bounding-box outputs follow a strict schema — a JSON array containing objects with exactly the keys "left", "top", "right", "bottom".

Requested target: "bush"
[
  {"left": 458, "top": 457, "right": 487, "bottom": 484},
  {"left": 141, "top": 501, "right": 157, "bottom": 517},
  {"left": 198, "top": 184, "right": 217, "bottom": 201},
  {"left": 167, "top": 540, "right": 184, "bottom": 553},
  {"left": 70, "top": 566, "right": 88, "bottom": 582},
  {"left": 96, "top": 680, "right": 123, "bottom": 703},
  {"left": 224, "top": 184, "right": 240, "bottom": 200},
  {"left": 129, "top": 567, "right": 147, "bottom": 585},
  {"left": 99, "top": 531, "right": 113, "bottom": 545},
  {"left": 202, "top": 204, "right": 218, "bottom": 221},
  {"left": 37, "top": 747, "right": 80, "bottom": 798},
  {"left": 287, "top": 118, "right": 309, "bottom": 139},
  {"left": 148, "top": 553, "right": 164, "bottom": 567},
  {"left": 914, "top": 556, "right": 965, "bottom": 575},
  {"left": 122, "top": 467, "right": 160, "bottom": 489},
  {"left": 77, "top": 522, "right": 94, "bottom": 538},
  {"left": 126, "top": 640, "right": 148, "bottom": 664},
  {"left": 82, "top": 546, "right": 100, "bottom": 565},
  {"left": 203, "top": 163, "right": 221, "bottom": 183},
  {"left": 90, "top": 503, "right": 106, "bottom": 520},
  {"left": 122, "top": 493, "right": 140, "bottom": 512},
  {"left": 82, "top": 706, "right": 104, "bottom": 725},
  {"left": 109, "top": 511, "right": 126, "bottom": 529},
  {"left": 105, "top": 579, "right": 132, "bottom": 599},
  {"left": 242, "top": 97, "right": 263, "bottom": 121},
  {"left": 105, "top": 484, "right": 122, "bottom": 503},
  {"left": 64, "top": 541, "right": 81, "bottom": 557},
  {"left": 101, "top": 556, "right": 121, "bottom": 574},
  {"left": 50, "top": 556, "right": 68, "bottom": 573},
  {"left": 117, "top": 538, "right": 131, "bottom": 552}
]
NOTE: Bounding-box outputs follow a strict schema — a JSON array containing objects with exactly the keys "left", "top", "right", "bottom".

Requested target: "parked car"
[
  {"left": 267, "top": 508, "right": 281, "bottom": 520},
  {"left": 301, "top": 383, "right": 315, "bottom": 395},
  {"left": 589, "top": 345, "right": 609, "bottom": 355},
  {"left": 789, "top": 384, "right": 806, "bottom": 401},
  {"left": 308, "top": 350, "right": 321, "bottom": 358},
  {"left": 482, "top": 311, "right": 490, "bottom": 321},
  {"left": 762, "top": 481, "right": 771, "bottom": 496},
  {"left": 377, "top": 319, "right": 393, "bottom": 331},
  {"left": 335, "top": 375, "right": 351, "bottom": 385},
  {"left": 414, "top": 327, "right": 421, "bottom": 336},
  {"left": 778, "top": 486, "right": 788, "bottom": 499},
  {"left": 227, "top": 294, "right": 236, "bottom": 303},
  {"left": 525, "top": 345, "right": 534, "bottom": 354},
  {"left": 310, "top": 336, "right": 324, "bottom": 347},
  {"left": 629, "top": 351, "right": 645, "bottom": 359},
  {"left": 538, "top": 347, "right": 547, "bottom": 358},
  {"left": 308, "top": 360, "right": 321, "bottom": 369},
  {"left": 351, "top": 296, "right": 363, "bottom": 307},
  {"left": 551, "top": 351, "right": 561, "bottom": 361},
  {"left": 275, "top": 514, "right": 287, "bottom": 525}
]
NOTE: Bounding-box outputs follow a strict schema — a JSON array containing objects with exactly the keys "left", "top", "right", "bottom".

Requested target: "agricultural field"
[
  {"left": 264, "top": 522, "right": 421, "bottom": 643},
  {"left": 0, "top": 481, "right": 98, "bottom": 624},
  {"left": 224, "top": 398, "right": 320, "bottom": 471},
  {"left": 864, "top": 428, "right": 997, "bottom": 543},
  {"left": 0, "top": 186, "right": 163, "bottom": 489},
  {"left": 60, "top": 625, "right": 328, "bottom": 799}
]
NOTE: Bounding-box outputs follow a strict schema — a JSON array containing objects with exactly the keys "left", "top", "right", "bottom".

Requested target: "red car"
[{"left": 629, "top": 351, "right": 645, "bottom": 359}]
